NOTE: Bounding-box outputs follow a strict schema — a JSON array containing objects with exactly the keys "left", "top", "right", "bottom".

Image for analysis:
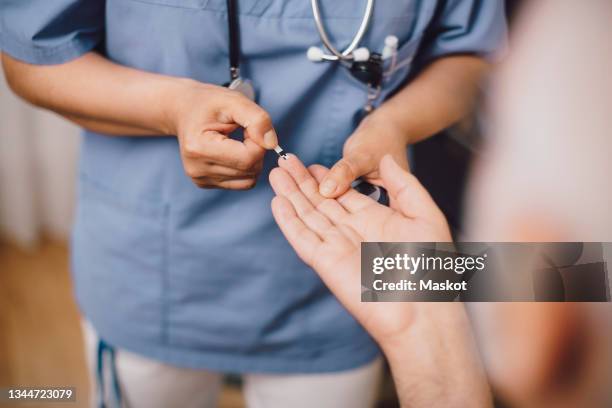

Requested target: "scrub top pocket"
[
  {"left": 333, "top": 32, "right": 424, "bottom": 120},
  {"left": 380, "top": 34, "right": 423, "bottom": 94}
]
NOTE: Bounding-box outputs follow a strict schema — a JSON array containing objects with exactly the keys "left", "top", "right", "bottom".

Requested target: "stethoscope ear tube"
[{"left": 226, "top": 0, "right": 241, "bottom": 80}]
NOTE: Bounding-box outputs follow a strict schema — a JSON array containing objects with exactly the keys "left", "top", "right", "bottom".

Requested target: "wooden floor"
[{"left": 0, "top": 239, "right": 244, "bottom": 408}]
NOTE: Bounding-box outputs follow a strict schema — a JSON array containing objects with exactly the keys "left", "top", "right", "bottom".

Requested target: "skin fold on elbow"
[{"left": 1, "top": 53, "right": 49, "bottom": 108}]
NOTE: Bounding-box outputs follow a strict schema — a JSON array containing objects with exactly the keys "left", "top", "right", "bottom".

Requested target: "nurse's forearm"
[
  {"left": 1, "top": 52, "right": 189, "bottom": 136},
  {"left": 375, "top": 55, "right": 489, "bottom": 144}
]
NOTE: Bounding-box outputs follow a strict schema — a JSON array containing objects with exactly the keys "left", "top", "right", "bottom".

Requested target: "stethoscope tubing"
[{"left": 310, "top": 0, "right": 374, "bottom": 61}]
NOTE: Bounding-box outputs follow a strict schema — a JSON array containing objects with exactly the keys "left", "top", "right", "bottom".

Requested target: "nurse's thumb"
[
  {"left": 230, "top": 100, "right": 278, "bottom": 149},
  {"left": 319, "top": 153, "right": 370, "bottom": 198}
]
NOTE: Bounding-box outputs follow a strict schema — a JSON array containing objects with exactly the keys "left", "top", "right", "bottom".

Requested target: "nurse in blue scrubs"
[{"left": 1, "top": 1, "right": 506, "bottom": 406}]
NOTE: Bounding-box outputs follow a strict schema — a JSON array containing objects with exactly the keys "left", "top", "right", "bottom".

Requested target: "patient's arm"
[{"left": 269, "top": 155, "right": 489, "bottom": 407}]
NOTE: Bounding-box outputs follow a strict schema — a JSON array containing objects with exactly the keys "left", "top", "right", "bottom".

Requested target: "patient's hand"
[
  {"left": 270, "top": 153, "right": 451, "bottom": 255},
  {"left": 269, "top": 154, "right": 451, "bottom": 344},
  {"left": 270, "top": 156, "right": 490, "bottom": 408}
]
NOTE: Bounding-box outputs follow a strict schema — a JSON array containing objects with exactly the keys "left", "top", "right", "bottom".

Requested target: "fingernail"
[
  {"left": 264, "top": 130, "right": 278, "bottom": 149},
  {"left": 320, "top": 179, "right": 337, "bottom": 196}
]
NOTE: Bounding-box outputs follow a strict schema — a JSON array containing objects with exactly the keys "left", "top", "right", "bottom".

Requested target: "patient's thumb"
[{"left": 379, "top": 155, "right": 439, "bottom": 219}]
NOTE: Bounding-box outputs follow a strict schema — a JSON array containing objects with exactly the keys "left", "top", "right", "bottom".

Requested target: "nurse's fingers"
[
  {"left": 309, "top": 164, "right": 376, "bottom": 214},
  {"left": 271, "top": 196, "right": 322, "bottom": 266},
  {"left": 379, "top": 155, "right": 440, "bottom": 219},
  {"left": 224, "top": 95, "right": 278, "bottom": 149},
  {"left": 277, "top": 155, "right": 348, "bottom": 222},
  {"left": 269, "top": 167, "right": 334, "bottom": 238},
  {"left": 196, "top": 178, "right": 258, "bottom": 190},
  {"left": 201, "top": 163, "right": 261, "bottom": 178},
  {"left": 186, "top": 131, "right": 265, "bottom": 171},
  {"left": 319, "top": 152, "right": 372, "bottom": 198}
]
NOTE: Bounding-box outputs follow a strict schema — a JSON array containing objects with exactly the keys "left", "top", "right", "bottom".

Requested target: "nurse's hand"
[
  {"left": 318, "top": 114, "right": 410, "bottom": 198},
  {"left": 172, "top": 83, "right": 278, "bottom": 189}
]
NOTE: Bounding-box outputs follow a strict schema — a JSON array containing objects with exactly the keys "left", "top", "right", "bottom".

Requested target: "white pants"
[{"left": 82, "top": 321, "right": 382, "bottom": 408}]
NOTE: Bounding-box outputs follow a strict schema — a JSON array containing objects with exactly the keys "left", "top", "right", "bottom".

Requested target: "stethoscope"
[
  {"left": 224, "top": 0, "right": 398, "bottom": 106},
  {"left": 224, "top": 0, "right": 390, "bottom": 206},
  {"left": 224, "top": 0, "right": 256, "bottom": 100},
  {"left": 306, "top": 0, "right": 399, "bottom": 114}
]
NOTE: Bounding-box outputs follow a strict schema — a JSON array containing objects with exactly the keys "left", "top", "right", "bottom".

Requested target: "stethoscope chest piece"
[
  {"left": 228, "top": 77, "right": 255, "bottom": 101},
  {"left": 349, "top": 53, "right": 383, "bottom": 88},
  {"left": 224, "top": 0, "right": 256, "bottom": 101}
]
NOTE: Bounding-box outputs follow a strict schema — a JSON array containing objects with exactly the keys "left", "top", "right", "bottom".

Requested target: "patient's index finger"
[
  {"left": 271, "top": 196, "right": 321, "bottom": 266},
  {"left": 269, "top": 167, "right": 334, "bottom": 238},
  {"left": 279, "top": 155, "right": 347, "bottom": 221}
]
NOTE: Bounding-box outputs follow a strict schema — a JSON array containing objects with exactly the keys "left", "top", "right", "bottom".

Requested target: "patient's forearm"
[
  {"left": 381, "top": 304, "right": 492, "bottom": 408},
  {"left": 1, "top": 52, "right": 189, "bottom": 136}
]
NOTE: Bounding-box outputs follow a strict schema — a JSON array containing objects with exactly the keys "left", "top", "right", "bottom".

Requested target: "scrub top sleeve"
[
  {"left": 0, "top": 0, "right": 105, "bottom": 65},
  {"left": 417, "top": 0, "right": 507, "bottom": 65}
]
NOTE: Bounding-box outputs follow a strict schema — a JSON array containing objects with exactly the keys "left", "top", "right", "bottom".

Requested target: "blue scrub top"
[{"left": 1, "top": 0, "right": 506, "bottom": 373}]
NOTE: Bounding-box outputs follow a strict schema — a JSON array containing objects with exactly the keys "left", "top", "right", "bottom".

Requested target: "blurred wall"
[{"left": 0, "top": 65, "right": 79, "bottom": 248}]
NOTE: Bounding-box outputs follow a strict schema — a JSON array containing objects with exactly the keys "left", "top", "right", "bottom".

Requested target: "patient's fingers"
[
  {"left": 271, "top": 196, "right": 321, "bottom": 265},
  {"left": 269, "top": 167, "right": 333, "bottom": 238},
  {"left": 278, "top": 155, "right": 347, "bottom": 222},
  {"left": 307, "top": 164, "right": 330, "bottom": 181},
  {"left": 309, "top": 164, "right": 376, "bottom": 213},
  {"left": 379, "top": 155, "right": 440, "bottom": 219}
]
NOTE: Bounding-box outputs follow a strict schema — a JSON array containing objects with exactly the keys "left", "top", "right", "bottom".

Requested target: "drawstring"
[{"left": 97, "top": 339, "right": 123, "bottom": 408}]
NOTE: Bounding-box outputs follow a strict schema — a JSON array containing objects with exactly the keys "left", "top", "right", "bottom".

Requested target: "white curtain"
[{"left": 0, "top": 66, "right": 80, "bottom": 249}]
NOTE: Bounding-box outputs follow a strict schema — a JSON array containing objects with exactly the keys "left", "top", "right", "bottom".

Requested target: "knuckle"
[
  {"left": 221, "top": 156, "right": 239, "bottom": 169},
  {"left": 184, "top": 165, "right": 201, "bottom": 179},
  {"left": 238, "top": 154, "right": 263, "bottom": 171},
  {"left": 193, "top": 179, "right": 210, "bottom": 189},
  {"left": 228, "top": 178, "right": 257, "bottom": 190},
  {"left": 233, "top": 158, "right": 252, "bottom": 171},
  {"left": 301, "top": 177, "right": 318, "bottom": 192},
  {"left": 182, "top": 140, "right": 201, "bottom": 158},
  {"left": 356, "top": 151, "right": 375, "bottom": 167},
  {"left": 253, "top": 110, "right": 272, "bottom": 127},
  {"left": 246, "top": 154, "right": 264, "bottom": 169},
  {"left": 241, "top": 178, "right": 258, "bottom": 190},
  {"left": 221, "top": 153, "right": 245, "bottom": 170},
  {"left": 335, "top": 160, "right": 356, "bottom": 179}
]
